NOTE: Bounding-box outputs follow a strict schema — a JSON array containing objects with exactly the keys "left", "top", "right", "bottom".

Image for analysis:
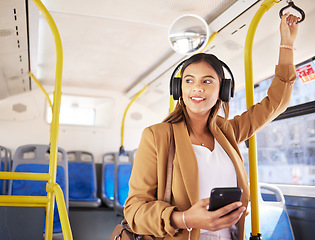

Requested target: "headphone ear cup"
[
  {"left": 220, "top": 79, "right": 232, "bottom": 102},
  {"left": 171, "top": 77, "right": 182, "bottom": 100}
]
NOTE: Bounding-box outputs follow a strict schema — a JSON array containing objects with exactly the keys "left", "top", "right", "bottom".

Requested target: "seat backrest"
[
  {"left": 0, "top": 146, "right": 10, "bottom": 195},
  {"left": 114, "top": 151, "right": 133, "bottom": 216},
  {"left": 67, "top": 151, "right": 101, "bottom": 207},
  {"left": 101, "top": 152, "right": 116, "bottom": 208},
  {"left": 8, "top": 144, "right": 68, "bottom": 234},
  {"left": 245, "top": 182, "right": 295, "bottom": 240}
]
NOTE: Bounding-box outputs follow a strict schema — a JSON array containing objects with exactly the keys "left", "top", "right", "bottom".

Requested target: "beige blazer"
[{"left": 124, "top": 65, "right": 296, "bottom": 240}]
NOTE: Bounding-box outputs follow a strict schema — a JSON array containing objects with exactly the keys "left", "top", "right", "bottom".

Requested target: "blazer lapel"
[{"left": 173, "top": 122, "right": 200, "bottom": 206}]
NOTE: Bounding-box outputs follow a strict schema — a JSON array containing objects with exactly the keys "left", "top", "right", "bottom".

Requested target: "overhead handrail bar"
[
  {"left": 244, "top": 0, "right": 280, "bottom": 239},
  {"left": 279, "top": 0, "right": 305, "bottom": 23}
]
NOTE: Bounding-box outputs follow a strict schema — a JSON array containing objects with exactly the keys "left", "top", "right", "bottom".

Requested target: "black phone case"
[{"left": 208, "top": 187, "right": 243, "bottom": 211}]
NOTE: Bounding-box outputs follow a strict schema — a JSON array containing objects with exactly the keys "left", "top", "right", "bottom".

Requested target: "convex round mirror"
[{"left": 168, "top": 14, "right": 209, "bottom": 55}]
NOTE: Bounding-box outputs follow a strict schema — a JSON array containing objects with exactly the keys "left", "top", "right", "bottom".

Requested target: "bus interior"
[{"left": 0, "top": 0, "right": 314, "bottom": 239}]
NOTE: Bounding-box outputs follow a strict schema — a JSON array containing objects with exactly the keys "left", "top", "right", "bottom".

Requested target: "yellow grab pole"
[
  {"left": 31, "top": 0, "right": 67, "bottom": 239},
  {"left": 121, "top": 85, "right": 148, "bottom": 149},
  {"left": 199, "top": 32, "right": 218, "bottom": 53},
  {"left": 169, "top": 95, "right": 175, "bottom": 113},
  {"left": 29, "top": 72, "right": 53, "bottom": 111},
  {"left": 244, "top": 0, "right": 280, "bottom": 238},
  {"left": 50, "top": 183, "right": 73, "bottom": 240}
]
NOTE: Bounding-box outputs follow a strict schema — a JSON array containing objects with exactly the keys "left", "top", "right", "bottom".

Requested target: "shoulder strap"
[{"left": 164, "top": 123, "right": 175, "bottom": 203}]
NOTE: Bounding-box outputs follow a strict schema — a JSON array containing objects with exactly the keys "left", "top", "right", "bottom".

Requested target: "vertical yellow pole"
[
  {"left": 244, "top": 0, "right": 280, "bottom": 238},
  {"left": 121, "top": 85, "right": 148, "bottom": 149},
  {"left": 169, "top": 96, "right": 175, "bottom": 113},
  {"left": 31, "top": 0, "right": 64, "bottom": 239}
]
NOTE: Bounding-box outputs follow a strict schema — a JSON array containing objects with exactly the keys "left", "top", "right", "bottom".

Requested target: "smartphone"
[{"left": 208, "top": 187, "right": 243, "bottom": 214}]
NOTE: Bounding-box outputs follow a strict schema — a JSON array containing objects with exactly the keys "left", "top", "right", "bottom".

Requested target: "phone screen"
[{"left": 208, "top": 187, "right": 243, "bottom": 212}]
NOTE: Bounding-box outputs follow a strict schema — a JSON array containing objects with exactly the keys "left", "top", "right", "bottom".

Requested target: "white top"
[{"left": 192, "top": 139, "right": 237, "bottom": 238}]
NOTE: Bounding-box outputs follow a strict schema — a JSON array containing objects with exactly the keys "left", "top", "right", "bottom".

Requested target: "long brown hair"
[{"left": 163, "top": 53, "right": 230, "bottom": 133}]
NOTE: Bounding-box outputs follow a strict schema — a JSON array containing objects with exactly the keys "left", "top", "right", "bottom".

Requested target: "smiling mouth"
[{"left": 191, "top": 97, "right": 205, "bottom": 101}]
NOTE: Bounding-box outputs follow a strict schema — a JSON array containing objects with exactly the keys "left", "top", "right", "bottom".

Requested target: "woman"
[{"left": 124, "top": 12, "right": 299, "bottom": 240}]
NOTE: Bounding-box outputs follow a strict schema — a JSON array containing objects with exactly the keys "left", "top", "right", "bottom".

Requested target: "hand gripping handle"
[{"left": 279, "top": 0, "right": 305, "bottom": 23}]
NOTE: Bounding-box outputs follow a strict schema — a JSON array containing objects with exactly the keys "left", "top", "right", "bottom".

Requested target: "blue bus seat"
[
  {"left": 7, "top": 144, "right": 69, "bottom": 237},
  {"left": 245, "top": 182, "right": 295, "bottom": 240},
  {"left": 0, "top": 146, "right": 11, "bottom": 195},
  {"left": 0, "top": 146, "right": 6, "bottom": 195},
  {"left": 67, "top": 151, "right": 101, "bottom": 207},
  {"left": 101, "top": 152, "right": 115, "bottom": 208},
  {"left": 114, "top": 151, "right": 134, "bottom": 216}
]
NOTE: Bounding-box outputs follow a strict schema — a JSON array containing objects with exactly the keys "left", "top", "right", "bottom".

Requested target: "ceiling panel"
[
  {"left": 30, "top": 0, "right": 238, "bottom": 93},
  {"left": 1, "top": 0, "right": 314, "bottom": 118}
]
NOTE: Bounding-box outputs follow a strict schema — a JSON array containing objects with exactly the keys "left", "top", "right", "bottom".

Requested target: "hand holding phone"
[{"left": 208, "top": 187, "right": 243, "bottom": 215}]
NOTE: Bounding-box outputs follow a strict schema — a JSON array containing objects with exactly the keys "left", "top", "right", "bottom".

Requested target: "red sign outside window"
[{"left": 296, "top": 64, "right": 315, "bottom": 84}]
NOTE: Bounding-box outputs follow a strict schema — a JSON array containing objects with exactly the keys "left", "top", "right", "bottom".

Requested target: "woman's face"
[{"left": 182, "top": 61, "right": 220, "bottom": 118}]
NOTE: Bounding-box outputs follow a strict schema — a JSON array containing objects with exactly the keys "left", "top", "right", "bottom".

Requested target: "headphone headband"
[{"left": 170, "top": 55, "right": 235, "bottom": 102}]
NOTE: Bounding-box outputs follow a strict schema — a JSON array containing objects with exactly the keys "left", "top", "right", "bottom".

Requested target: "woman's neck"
[
  {"left": 189, "top": 112, "right": 209, "bottom": 134},
  {"left": 189, "top": 116, "right": 214, "bottom": 150}
]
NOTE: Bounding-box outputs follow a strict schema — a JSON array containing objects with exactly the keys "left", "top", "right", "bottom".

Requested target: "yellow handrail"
[
  {"left": 120, "top": 85, "right": 148, "bottom": 148},
  {"left": 0, "top": 195, "right": 49, "bottom": 204},
  {"left": 244, "top": 0, "right": 280, "bottom": 237},
  {"left": 199, "top": 32, "right": 218, "bottom": 53},
  {"left": 0, "top": 172, "right": 50, "bottom": 180},
  {"left": 0, "top": 0, "right": 71, "bottom": 239},
  {"left": 29, "top": 71, "right": 53, "bottom": 111},
  {"left": 169, "top": 95, "right": 175, "bottom": 113},
  {"left": 48, "top": 183, "right": 73, "bottom": 240},
  {"left": 30, "top": 0, "right": 68, "bottom": 238}
]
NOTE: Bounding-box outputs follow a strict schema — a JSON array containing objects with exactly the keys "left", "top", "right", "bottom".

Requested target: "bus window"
[
  {"left": 230, "top": 58, "right": 315, "bottom": 187},
  {"left": 45, "top": 94, "right": 113, "bottom": 127}
]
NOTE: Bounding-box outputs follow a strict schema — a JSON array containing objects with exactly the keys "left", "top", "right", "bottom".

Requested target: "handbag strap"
[{"left": 164, "top": 123, "right": 175, "bottom": 204}]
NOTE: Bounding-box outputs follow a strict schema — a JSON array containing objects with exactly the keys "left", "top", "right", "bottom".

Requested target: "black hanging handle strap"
[{"left": 279, "top": 0, "right": 305, "bottom": 23}]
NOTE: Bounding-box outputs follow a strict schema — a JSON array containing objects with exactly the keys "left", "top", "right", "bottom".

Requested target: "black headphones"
[{"left": 170, "top": 57, "right": 235, "bottom": 102}]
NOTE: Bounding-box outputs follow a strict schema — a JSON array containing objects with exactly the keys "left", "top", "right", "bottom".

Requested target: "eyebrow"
[{"left": 183, "top": 74, "right": 216, "bottom": 79}]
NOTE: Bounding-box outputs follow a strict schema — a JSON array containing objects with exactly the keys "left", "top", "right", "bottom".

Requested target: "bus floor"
[{"left": 69, "top": 205, "right": 123, "bottom": 240}]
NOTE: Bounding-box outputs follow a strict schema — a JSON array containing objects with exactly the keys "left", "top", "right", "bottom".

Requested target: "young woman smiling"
[{"left": 124, "top": 12, "right": 300, "bottom": 240}]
